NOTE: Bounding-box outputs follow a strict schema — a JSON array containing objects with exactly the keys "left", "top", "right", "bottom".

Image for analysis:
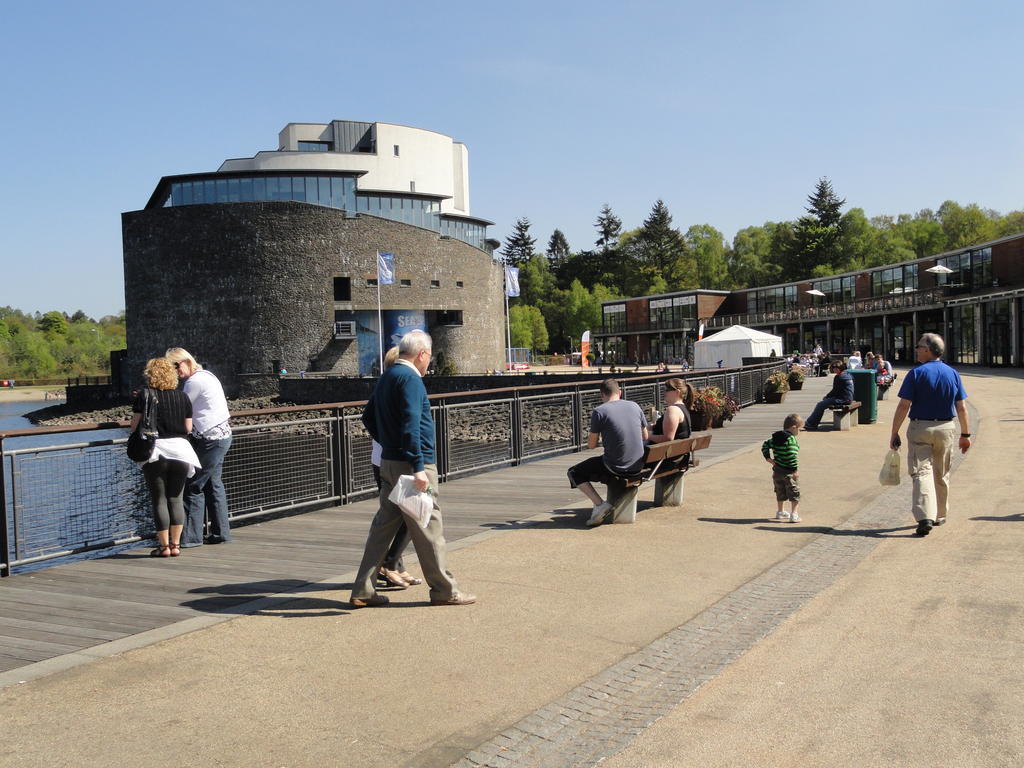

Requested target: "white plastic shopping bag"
[
  {"left": 387, "top": 474, "right": 434, "bottom": 529},
  {"left": 878, "top": 449, "right": 901, "bottom": 486}
]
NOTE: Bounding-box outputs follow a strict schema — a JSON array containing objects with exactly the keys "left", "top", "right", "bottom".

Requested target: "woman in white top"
[{"left": 165, "top": 347, "right": 233, "bottom": 548}]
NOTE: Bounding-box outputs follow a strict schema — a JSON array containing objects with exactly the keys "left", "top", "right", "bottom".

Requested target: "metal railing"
[
  {"left": 596, "top": 318, "right": 698, "bottom": 336},
  {"left": 706, "top": 287, "right": 949, "bottom": 329},
  {"left": 0, "top": 362, "right": 784, "bottom": 575}
]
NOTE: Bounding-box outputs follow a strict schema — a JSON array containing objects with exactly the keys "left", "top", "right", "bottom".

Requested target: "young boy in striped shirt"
[{"left": 762, "top": 413, "right": 803, "bottom": 523}]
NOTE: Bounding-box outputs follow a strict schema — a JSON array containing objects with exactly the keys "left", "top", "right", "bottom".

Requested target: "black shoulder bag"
[{"left": 127, "top": 388, "right": 160, "bottom": 462}]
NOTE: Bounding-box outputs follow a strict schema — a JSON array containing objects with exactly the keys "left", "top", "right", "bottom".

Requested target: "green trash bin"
[{"left": 849, "top": 369, "right": 878, "bottom": 424}]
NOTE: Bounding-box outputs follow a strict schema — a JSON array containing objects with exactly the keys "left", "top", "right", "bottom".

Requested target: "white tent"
[{"left": 693, "top": 325, "right": 783, "bottom": 369}]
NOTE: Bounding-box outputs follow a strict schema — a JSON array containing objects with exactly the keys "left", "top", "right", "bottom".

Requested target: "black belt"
[{"left": 910, "top": 418, "right": 953, "bottom": 422}]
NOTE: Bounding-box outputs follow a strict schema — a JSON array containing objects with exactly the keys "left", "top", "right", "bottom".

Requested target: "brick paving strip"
[{"left": 454, "top": 437, "right": 970, "bottom": 768}]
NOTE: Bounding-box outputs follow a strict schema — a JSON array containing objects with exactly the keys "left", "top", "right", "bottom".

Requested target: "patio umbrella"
[{"left": 926, "top": 265, "right": 954, "bottom": 274}]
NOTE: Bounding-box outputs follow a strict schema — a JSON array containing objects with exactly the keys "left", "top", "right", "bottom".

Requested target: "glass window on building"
[
  {"left": 603, "top": 304, "right": 626, "bottom": 333},
  {"left": 985, "top": 299, "right": 1011, "bottom": 365},
  {"left": 298, "top": 141, "right": 332, "bottom": 151},
  {"left": 812, "top": 276, "right": 855, "bottom": 303},
  {"left": 649, "top": 298, "right": 674, "bottom": 329},
  {"left": 973, "top": 247, "right": 993, "bottom": 289},
  {"left": 752, "top": 286, "right": 798, "bottom": 313},
  {"left": 673, "top": 295, "right": 696, "bottom": 323},
  {"left": 949, "top": 304, "right": 977, "bottom": 364},
  {"left": 936, "top": 252, "right": 971, "bottom": 293}
]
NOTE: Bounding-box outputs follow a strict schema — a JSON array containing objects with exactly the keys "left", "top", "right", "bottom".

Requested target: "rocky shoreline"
[{"left": 25, "top": 396, "right": 294, "bottom": 427}]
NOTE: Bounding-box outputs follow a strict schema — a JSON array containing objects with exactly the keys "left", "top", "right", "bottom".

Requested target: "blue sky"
[{"left": 1, "top": 0, "right": 1021, "bottom": 319}]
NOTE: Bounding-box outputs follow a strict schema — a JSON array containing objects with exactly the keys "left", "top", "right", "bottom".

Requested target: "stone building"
[{"left": 122, "top": 120, "right": 504, "bottom": 394}]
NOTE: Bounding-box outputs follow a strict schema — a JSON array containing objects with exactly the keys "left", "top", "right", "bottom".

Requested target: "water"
[
  {"left": 2, "top": 399, "right": 145, "bottom": 575},
  {"left": 0, "top": 399, "right": 41, "bottom": 430},
  {"left": 0, "top": 399, "right": 126, "bottom": 448}
]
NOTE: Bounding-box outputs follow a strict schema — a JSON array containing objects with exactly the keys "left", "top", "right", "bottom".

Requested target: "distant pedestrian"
[
  {"left": 762, "top": 413, "right": 803, "bottom": 522},
  {"left": 804, "top": 361, "right": 853, "bottom": 431},
  {"left": 351, "top": 330, "right": 475, "bottom": 607},
  {"left": 165, "top": 348, "right": 233, "bottom": 547},
  {"left": 888, "top": 333, "right": 971, "bottom": 536}
]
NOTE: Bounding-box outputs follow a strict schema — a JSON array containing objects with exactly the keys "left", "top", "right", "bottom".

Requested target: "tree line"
[
  {"left": 504, "top": 179, "right": 1024, "bottom": 354},
  {"left": 0, "top": 308, "right": 126, "bottom": 379}
]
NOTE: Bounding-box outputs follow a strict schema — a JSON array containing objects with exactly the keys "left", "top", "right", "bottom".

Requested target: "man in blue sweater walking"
[{"left": 350, "top": 330, "right": 475, "bottom": 607}]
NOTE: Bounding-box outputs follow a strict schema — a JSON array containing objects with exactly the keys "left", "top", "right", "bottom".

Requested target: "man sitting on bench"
[
  {"left": 567, "top": 379, "right": 649, "bottom": 526},
  {"left": 804, "top": 360, "right": 854, "bottom": 431}
]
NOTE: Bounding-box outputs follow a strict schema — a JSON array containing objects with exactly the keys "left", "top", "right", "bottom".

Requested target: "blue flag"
[
  {"left": 505, "top": 265, "right": 520, "bottom": 297},
  {"left": 377, "top": 252, "right": 395, "bottom": 285}
]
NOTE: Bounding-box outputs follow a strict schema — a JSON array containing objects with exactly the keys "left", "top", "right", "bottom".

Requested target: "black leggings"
[{"left": 142, "top": 458, "right": 189, "bottom": 531}]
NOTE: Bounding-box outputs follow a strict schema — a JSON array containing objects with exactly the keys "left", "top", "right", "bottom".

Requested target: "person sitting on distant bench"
[
  {"left": 567, "top": 379, "right": 648, "bottom": 526},
  {"left": 804, "top": 361, "right": 854, "bottom": 431}
]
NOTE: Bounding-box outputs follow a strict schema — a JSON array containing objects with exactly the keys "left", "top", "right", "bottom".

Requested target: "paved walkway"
[
  {"left": 0, "top": 375, "right": 824, "bottom": 677},
  {"left": 1, "top": 369, "right": 1022, "bottom": 768}
]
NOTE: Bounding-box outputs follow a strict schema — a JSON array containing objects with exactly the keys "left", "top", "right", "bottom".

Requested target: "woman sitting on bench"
[
  {"left": 649, "top": 378, "right": 693, "bottom": 443},
  {"left": 648, "top": 378, "right": 694, "bottom": 470}
]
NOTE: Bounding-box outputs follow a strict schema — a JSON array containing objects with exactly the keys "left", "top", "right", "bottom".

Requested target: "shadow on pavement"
[
  {"left": 182, "top": 579, "right": 356, "bottom": 618},
  {"left": 699, "top": 517, "right": 919, "bottom": 538},
  {"left": 481, "top": 508, "right": 587, "bottom": 531}
]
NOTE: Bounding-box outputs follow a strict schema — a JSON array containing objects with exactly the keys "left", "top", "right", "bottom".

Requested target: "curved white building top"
[{"left": 219, "top": 120, "right": 472, "bottom": 216}]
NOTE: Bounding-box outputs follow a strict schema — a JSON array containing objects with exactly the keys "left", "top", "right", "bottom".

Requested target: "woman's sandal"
[
  {"left": 150, "top": 545, "right": 171, "bottom": 558},
  {"left": 169, "top": 543, "right": 181, "bottom": 557},
  {"left": 378, "top": 568, "right": 409, "bottom": 589},
  {"left": 398, "top": 571, "right": 423, "bottom": 586}
]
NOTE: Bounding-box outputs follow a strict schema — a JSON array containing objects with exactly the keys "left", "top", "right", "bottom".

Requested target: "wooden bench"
[
  {"left": 602, "top": 433, "right": 713, "bottom": 524},
  {"left": 829, "top": 400, "right": 861, "bottom": 431}
]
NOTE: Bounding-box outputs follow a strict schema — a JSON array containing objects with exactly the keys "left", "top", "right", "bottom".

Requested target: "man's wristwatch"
[{"left": 961, "top": 433, "right": 972, "bottom": 438}]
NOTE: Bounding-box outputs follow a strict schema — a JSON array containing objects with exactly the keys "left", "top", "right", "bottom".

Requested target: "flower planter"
[
  {"left": 764, "top": 391, "right": 787, "bottom": 404},
  {"left": 788, "top": 380, "right": 804, "bottom": 391},
  {"left": 712, "top": 414, "right": 730, "bottom": 428},
  {"left": 690, "top": 411, "right": 714, "bottom": 431}
]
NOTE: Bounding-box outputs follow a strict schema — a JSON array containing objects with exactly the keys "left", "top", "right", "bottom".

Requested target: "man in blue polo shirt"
[{"left": 889, "top": 333, "right": 972, "bottom": 536}]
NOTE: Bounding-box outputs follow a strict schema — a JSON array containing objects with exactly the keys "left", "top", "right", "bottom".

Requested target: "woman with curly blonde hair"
[{"left": 130, "top": 357, "right": 201, "bottom": 557}]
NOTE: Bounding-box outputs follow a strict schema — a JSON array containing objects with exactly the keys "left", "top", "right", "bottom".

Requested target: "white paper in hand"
[{"left": 387, "top": 475, "right": 434, "bottom": 529}]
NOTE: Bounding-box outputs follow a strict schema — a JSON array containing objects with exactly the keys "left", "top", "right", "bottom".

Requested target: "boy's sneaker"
[
  {"left": 789, "top": 512, "right": 801, "bottom": 523},
  {"left": 775, "top": 510, "right": 791, "bottom": 520},
  {"left": 587, "top": 501, "right": 612, "bottom": 526}
]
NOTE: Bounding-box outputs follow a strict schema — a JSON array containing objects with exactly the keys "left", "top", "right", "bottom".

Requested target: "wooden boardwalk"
[{"left": 0, "top": 375, "right": 839, "bottom": 677}]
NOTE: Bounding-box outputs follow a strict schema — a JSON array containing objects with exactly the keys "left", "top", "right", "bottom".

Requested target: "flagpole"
[
  {"left": 505, "top": 282, "right": 512, "bottom": 372},
  {"left": 376, "top": 250, "right": 383, "bottom": 375}
]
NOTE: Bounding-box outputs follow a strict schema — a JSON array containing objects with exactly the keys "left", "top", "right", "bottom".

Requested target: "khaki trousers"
[
  {"left": 907, "top": 419, "right": 956, "bottom": 523},
  {"left": 350, "top": 460, "right": 459, "bottom": 602}
]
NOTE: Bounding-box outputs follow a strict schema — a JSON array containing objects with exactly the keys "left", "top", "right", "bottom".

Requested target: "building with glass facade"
[
  {"left": 593, "top": 232, "right": 1024, "bottom": 368},
  {"left": 123, "top": 120, "right": 504, "bottom": 393},
  {"left": 148, "top": 120, "right": 494, "bottom": 252}
]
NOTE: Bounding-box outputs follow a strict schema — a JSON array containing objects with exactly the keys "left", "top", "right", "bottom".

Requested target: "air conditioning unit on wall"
[{"left": 334, "top": 321, "right": 356, "bottom": 339}]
